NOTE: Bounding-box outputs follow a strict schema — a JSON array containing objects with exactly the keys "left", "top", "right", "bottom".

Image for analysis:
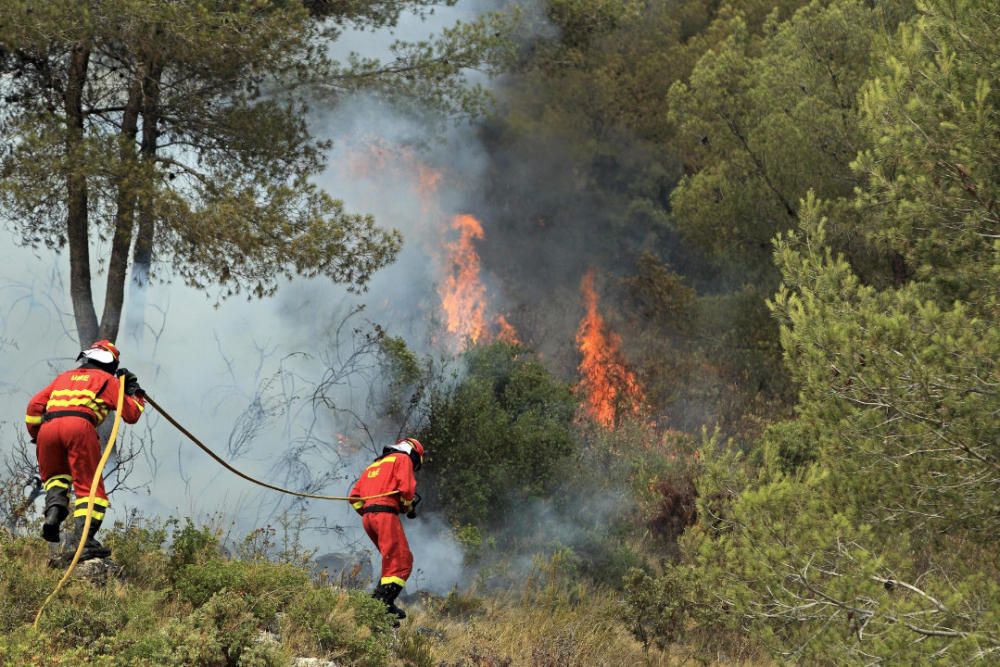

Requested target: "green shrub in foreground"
[
  {"left": 283, "top": 587, "right": 395, "bottom": 666},
  {"left": 164, "top": 591, "right": 287, "bottom": 667},
  {"left": 175, "top": 559, "right": 310, "bottom": 624},
  {"left": 0, "top": 537, "right": 60, "bottom": 632}
]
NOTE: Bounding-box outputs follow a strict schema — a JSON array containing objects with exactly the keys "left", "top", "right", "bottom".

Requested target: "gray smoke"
[{"left": 0, "top": 0, "right": 526, "bottom": 595}]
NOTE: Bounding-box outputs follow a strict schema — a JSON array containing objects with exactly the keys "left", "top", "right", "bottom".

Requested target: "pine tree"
[{"left": 0, "top": 0, "right": 504, "bottom": 345}]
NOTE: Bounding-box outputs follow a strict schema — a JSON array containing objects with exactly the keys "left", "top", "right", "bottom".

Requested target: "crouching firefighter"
[
  {"left": 349, "top": 437, "right": 424, "bottom": 622},
  {"left": 24, "top": 340, "right": 145, "bottom": 563}
]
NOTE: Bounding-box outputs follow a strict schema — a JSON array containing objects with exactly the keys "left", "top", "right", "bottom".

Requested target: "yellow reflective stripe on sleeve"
[
  {"left": 74, "top": 496, "right": 110, "bottom": 508},
  {"left": 25, "top": 414, "right": 42, "bottom": 424},
  {"left": 380, "top": 576, "right": 407, "bottom": 587},
  {"left": 129, "top": 397, "right": 145, "bottom": 413},
  {"left": 74, "top": 508, "right": 105, "bottom": 520}
]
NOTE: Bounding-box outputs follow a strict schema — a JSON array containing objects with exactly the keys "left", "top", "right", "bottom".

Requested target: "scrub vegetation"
[{"left": 2, "top": 0, "right": 998, "bottom": 664}]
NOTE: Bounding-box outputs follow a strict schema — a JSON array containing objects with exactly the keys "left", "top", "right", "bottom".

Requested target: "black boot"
[
  {"left": 68, "top": 515, "right": 111, "bottom": 562},
  {"left": 381, "top": 582, "right": 406, "bottom": 620},
  {"left": 41, "top": 484, "right": 70, "bottom": 543},
  {"left": 372, "top": 583, "right": 406, "bottom": 625}
]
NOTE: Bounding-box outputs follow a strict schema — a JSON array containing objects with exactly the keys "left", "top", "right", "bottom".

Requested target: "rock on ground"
[{"left": 71, "top": 558, "right": 123, "bottom": 585}]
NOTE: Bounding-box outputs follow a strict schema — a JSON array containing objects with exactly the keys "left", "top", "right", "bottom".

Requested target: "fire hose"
[
  {"left": 33, "top": 388, "right": 399, "bottom": 627},
  {"left": 143, "top": 394, "right": 399, "bottom": 503}
]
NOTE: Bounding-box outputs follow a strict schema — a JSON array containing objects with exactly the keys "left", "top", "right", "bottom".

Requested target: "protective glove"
[
  {"left": 405, "top": 492, "right": 422, "bottom": 519},
  {"left": 117, "top": 368, "right": 143, "bottom": 397}
]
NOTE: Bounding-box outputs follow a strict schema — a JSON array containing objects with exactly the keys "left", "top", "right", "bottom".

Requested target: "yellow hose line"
[
  {"left": 144, "top": 394, "right": 398, "bottom": 503},
  {"left": 33, "top": 377, "right": 126, "bottom": 629}
]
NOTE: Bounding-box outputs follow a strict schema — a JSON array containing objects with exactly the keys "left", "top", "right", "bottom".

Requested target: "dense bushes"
[
  {"left": 419, "top": 342, "right": 577, "bottom": 528},
  {"left": 0, "top": 520, "right": 400, "bottom": 667},
  {"left": 0, "top": 519, "right": 689, "bottom": 666}
]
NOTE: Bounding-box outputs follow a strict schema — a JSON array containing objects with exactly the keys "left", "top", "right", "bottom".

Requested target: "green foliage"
[
  {"left": 0, "top": 0, "right": 513, "bottom": 343},
  {"left": 283, "top": 587, "right": 394, "bottom": 663},
  {"left": 632, "top": 0, "right": 1000, "bottom": 661},
  {"left": 168, "top": 518, "right": 224, "bottom": 573},
  {"left": 105, "top": 518, "right": 171, "bottom": 588},
  {"left": 0, "top": 537, "right": 60, "bottom": 632},
  {"left": 420, "top": 342, "right": 577, "bottom": 528},
  {"left": 38, "top": 585, "right": 167, "bottom": 655},
  {"left": 623, "top": 567, "right": 693, "bottom": 650},
  {"left": 162, "top": 591, "right": 287, "bottom": 667},
  {"left": 376, "top": 332, "right": 429, "bottom": 426},
  {"left": 759, "top": 418, "right": 819, "bottom": 475},
  {"left": 0, "top": 518, "right": 416, "bottom": 666},
  {"left": 175, "top": 560, "right": 310, "bottom": 624},
  {"left": 854, "top": 0, "right": 1000, "bottom": 300},
  {"left": 452, "top": 524, "right": 485, "bottom": 560},
  {"left": 668, "top": 0, "right": 890, "bottom": 275}
]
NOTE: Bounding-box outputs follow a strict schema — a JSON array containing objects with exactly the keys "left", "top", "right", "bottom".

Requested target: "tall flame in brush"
[
  {"left": 576, "top": 269, "right": 645, "bottom": 428},
  {"left": 440, "top": 215, "right": 489, "bottom": 346},
  {"left": 438, "top": 214, "right": 521, "bottom": 350}
]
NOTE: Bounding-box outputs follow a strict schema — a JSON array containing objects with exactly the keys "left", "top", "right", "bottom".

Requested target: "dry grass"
[{"left": 401, "top": 573, "right": 767, "bottom": 667}]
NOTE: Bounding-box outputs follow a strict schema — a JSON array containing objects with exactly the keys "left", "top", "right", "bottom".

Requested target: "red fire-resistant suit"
[
  {"left": 25, "top": 368, "right": 145, "bottom": 520},
  {"left": 349, "top": 452, "right": 417, "bottom": 588}
]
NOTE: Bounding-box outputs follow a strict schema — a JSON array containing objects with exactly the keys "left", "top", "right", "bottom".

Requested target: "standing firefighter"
[
  {"left": 25, "top": 340, "right": 145, "bottom": 562},
  {"left": 349, "top": 437, "right": 424, "bottom": 622}
]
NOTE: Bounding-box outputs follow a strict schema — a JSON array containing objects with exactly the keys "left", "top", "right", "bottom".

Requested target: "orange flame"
[
  {"left": 440, "top": 215, "right": 489, "bottom": 346},
  {"left": 496, "top": 314, "right": 521, "bottom": 345},
  {"left": 576, "top": 269, "right": 645, "bottom": 428},
  {"left": 438, "top": 214, "right": 521, "bottom": 350},
  {"left": 339, "top": 139, "right": 518, "bottom": 351}
]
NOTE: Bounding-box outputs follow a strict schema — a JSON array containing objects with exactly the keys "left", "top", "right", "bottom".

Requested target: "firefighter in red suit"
[
  {"left": 25, "top": 340, "right": 145, "bottom": 561},
  {"left": 349, "top": 437, "right": 424, "bottom": 620}
]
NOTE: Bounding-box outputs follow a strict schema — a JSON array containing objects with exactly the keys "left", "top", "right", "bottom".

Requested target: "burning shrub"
[
  {"left": 648, "top": 469, "right": 698, "bottom": 547},
  {"left": 576, "top": 269, "right": 646, "bottom": 428},
  {"left": 625, "top": 429, "right": 703, "bottom": 553}
]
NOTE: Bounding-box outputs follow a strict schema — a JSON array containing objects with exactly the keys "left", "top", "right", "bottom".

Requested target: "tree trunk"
[
  {"left": 125, "top": 59, "right": 163, "bottom": 345},
  {"left": 65, "top": 43, "right": 97, "bottom": 347},
  {"left": 891, "top": 250, "right": 909, "bottom": 286},
  {"left": 132, "top": 59, "right": 162, "bottom": 287},
  {"left": 96, "top": 64, "right": 145, "bottom": 343}
]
